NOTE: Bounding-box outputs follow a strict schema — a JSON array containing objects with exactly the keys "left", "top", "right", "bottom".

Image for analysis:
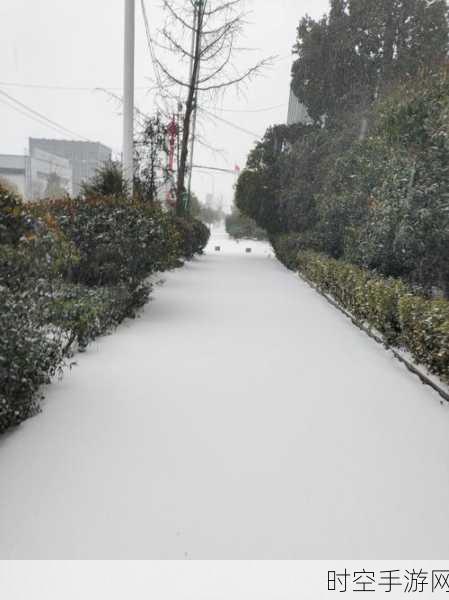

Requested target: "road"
[{"left": 1, "top": 228, "right": 448, "bottom": 558}]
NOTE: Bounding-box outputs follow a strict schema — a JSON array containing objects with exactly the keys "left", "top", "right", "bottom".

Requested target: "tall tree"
[
  {"left": 291, "top": 0, "right": 449, "bottom": 125},
  {"left": 155, "top": 0, "right": 271, "bottom": 215},
  {"left": 135, "top": 114, "right": 169, "bottom": 204}
]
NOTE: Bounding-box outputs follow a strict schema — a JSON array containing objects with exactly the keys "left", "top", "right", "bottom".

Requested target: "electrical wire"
[
  {"left": 140, "top": 0, "right": 172, "bottom": 113},
  {"left": 0, "top": 88, "right": 93, "bottom": 141},
  {"left": 199, "top": 107, "right": 262, "bottom": 139},
  {"left": 215, "top": 103, "right": 286, "bottom": 113},
  {"left": 0, "top": 81, "right": 152, "bottom": 91},
  {"left": 0, "top": 88, "right": 122, "bottom": 156},
  {"left": 96, "top": 88, "right": 149, "bottom": 125},
  {"left": 193, "top": 164, "right": 237, "bottom": 174},
  {"left": 0, "top": 96, "right": 64, "bottom": 135},
  {"left": 0, "top": 96, "right": 96, "bottom": 146}
]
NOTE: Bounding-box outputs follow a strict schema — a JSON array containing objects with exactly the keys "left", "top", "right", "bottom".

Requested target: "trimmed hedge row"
[
  {"left": 30, "top": 197, "right": 198, "bottom": 286},
  {"left": 1, "top": 187, "right": 210, "bottom": 432},
  {"left": 273, "top": 240, "right": 449, "bottom": 385}
]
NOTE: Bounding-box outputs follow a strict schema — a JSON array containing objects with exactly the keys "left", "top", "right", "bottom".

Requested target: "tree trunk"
[{"left": 176, "top": 3, "right": 203, "bottom": 216}]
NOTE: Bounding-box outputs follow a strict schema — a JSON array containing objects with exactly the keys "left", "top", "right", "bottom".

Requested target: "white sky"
[{"left": 0, "top": 0, "right": 329, "bottom": 209}]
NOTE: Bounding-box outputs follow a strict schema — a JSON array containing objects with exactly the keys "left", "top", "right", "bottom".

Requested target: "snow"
[{"left": 1, "top": 226, "right": 449, "bottom": 559}]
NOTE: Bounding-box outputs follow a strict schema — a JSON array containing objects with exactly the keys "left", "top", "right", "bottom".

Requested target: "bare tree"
[{"left": 155, "top": 0, "right": 272, "bottom": 215}]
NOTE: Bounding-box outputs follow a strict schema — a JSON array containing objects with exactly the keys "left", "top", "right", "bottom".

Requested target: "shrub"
[
  {"left": 81, "top": 160, "right": 129, "bottom": 199},
  {"left": 0, "top": 192, "right": 209, "bottom": 433},
  {"left": 47, "top": 283, "right": 151, "bottom": 352},
  {"left": 174, "top": 217, "right": 210, "bottom": 259},
  {"left": 0, "top": 288, "right": 65, "bottom": 432},
  {"left": 225, "top": 208, "right": 267, "bottom": 241},
  {"left": 272, "top": 234, "right": 316, "bottom": 270},
  {"left": 191, "top": 219, "right": 210, "bottom": 254},
  {"left": 31, "top": 197, "right": 183, "bottom": 287},
  {"left": 274, "top": 244, "right": 449, "bottom": 384},
  {"left": 0, "top": 183, "right": 33, "bottom": 245},
  {"left": 294, "top": 251, "right": 409, "bottom": 344},
  {"left": 0, "top": 229, "right": 79, "bottom": 293},
  {"left": 399, "top": 295, "right": 449, "bottom": 383}
]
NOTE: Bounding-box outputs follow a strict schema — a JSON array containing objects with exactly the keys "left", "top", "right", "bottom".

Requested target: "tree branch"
[{"left": 197, "top": 57, "right": 274, "bottom": 91}]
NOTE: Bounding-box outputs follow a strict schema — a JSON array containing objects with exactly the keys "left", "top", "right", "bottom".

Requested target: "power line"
[
  {"left": 193, "top": 164, "right": 238, "bottom": 175},
  {"left": 0, "top": 96, "right": 104, "bottom": 150},
  {"left": 96, "top": 88, "right": 149, "bottom": 126},
  {"left": 215, "top": 103, "right": 286, "bottom": 114},
  {"left": 0, "top": 88, "right": 93, "bottom": 141},
  {"left": 140, "top": 0, "right": 161, "bottom": 88},
  {"left": 0, "top": 98, "right": 121, "bottom": 159},
  {"left": 0, "top": 96, "right": 63, "bottom": 134},
  {"left": 140, "top": 0, "right": 171, "bottom": 113},
  {"left": 199, "top": 107, "right": 262, "bottom": 139},
  {"left": 0, "top": 88, "right": 122, "bottom": 156},
  {"left": 0, "top": 81, "right": 152, "bottom": 91}
]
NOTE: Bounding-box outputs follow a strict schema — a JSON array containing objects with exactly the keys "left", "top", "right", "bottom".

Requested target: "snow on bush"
[{"left": 0, "top": 185, "right": 210, "bottom": 433}]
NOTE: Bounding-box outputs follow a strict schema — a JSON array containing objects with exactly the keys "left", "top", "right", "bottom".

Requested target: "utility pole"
[{"left": 123, "top": 0, "right": 135, "bottom": 196}]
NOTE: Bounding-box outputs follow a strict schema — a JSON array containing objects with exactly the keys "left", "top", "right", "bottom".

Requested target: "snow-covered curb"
[{"left": 295, "top": 269, "right": 449, "bottom": 404}]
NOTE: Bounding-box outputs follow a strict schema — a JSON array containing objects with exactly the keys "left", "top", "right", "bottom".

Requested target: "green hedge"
[
  {"left": 274, "top": 240, "right": 449, "bottom": 385},
  {"left": 0, "top": 185, "right": 210, "bottom": 433},
  {"left": 31, "top": 197, "right": 183, "bottom": 286},
  {"left": 225, "top": 209, "right": 267, "bottom": 241},
  {"left": 48, "top": 283, "right": 151, "bottom": 352},
  {"left": 399, "top": 295, "right": 449, "bottom": 384},
  {"left": 0, "top": 288, "right": 65, "bottom": 431},
  {"left": 174, "top": 217, "right": 210, "bottom": 259}
]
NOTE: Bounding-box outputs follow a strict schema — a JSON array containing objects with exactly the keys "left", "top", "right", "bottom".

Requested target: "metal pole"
[{"left": 123, "top": 0, "right": 135, "bottom": 196}]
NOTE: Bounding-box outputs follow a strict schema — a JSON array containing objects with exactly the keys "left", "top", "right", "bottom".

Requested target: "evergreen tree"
[
  {"left": 81, "top": 161, "right": 129, "bottom": 199},
  {"left": 291, "top": 0, "right": 449, "bottom": 125}
]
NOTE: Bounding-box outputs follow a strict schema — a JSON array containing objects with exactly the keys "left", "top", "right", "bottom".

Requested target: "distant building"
[
  {"left": 287, "top": 87, "right": 311, "bottom": 126},
  {"left": 0, "top": 149, "right": 72, "bottom": 200},
  {"left": 29, "top": 139, "right": 112, "bottom": 196}
]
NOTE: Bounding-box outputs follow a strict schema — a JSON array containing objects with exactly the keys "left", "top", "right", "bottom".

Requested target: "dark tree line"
[
  {"left": 236, "top": 0, "right": 449, "bottom": 295},
  {"left": 291, "top": 0, "right": 448, "bottom": 125}
]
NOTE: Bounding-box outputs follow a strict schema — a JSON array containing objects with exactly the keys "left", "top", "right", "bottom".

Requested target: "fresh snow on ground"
[{"left": 1, "top": 226, "right": 449, "bottom": 559}]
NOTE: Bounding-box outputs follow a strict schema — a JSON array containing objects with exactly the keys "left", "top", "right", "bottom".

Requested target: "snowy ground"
[{"left": 1, "top": 226, "right": 449, "bottom": 559}]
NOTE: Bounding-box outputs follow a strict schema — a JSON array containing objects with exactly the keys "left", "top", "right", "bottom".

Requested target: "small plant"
[{"left": 174, "top": 217, "right": 210, "bottom": 259}]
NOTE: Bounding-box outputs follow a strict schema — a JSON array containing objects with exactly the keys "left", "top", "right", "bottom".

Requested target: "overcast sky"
[{"left": 0, "top": 0, "right": 330, "bottom": 209}]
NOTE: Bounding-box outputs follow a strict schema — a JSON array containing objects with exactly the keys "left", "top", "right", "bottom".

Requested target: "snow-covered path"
[{"left": 1, "top": 228, "right": 449, "bottom": 559}]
